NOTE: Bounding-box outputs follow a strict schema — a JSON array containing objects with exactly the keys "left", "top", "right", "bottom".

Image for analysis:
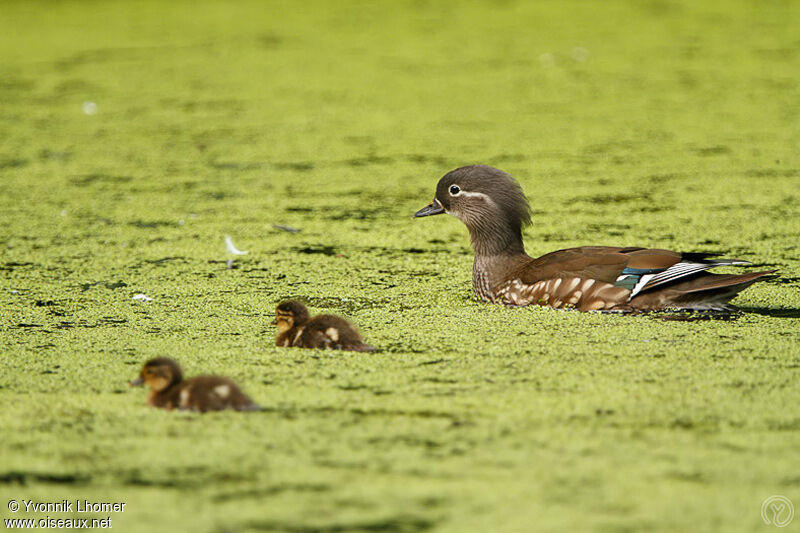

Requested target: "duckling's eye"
[{"left": 449, "top": 185, "right": 461, "bottom": 195}]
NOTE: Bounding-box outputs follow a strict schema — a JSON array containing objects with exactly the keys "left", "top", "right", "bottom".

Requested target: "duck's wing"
[
  {"left": 613, "top": 251, "right": 752, "bottom": 300},
  {"left": 628, "top": 269, "right": 775, "bottom": 310},
  {"left": 514, "top": 247, "right": 766, "bottom": 310},
  {"left": 522, "top": 246, "right": 654, "bottom": 284}
]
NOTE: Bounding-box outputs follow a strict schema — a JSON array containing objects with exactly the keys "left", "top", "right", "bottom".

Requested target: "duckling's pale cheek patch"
[
  {"left": 149, "top": 376, "right": 170, "bottom": 392},
  {"left": 213, "top": 385, "right": 230, "bottom": 399}
]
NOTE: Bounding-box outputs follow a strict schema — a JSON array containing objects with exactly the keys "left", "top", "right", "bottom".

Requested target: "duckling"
[
  {"left": 129, "top": 357, "right": 262, "bottom": 412},
  {"left": 272, "top": 300, "right": 376, "bottom": 351},
  {"left": 415, "top": 165, "right": 776, "bottom": 311}
]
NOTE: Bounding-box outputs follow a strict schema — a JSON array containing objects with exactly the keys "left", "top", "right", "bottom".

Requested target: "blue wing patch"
[{"left": 614, "top": 267, "right": 665, "bottom": 291}]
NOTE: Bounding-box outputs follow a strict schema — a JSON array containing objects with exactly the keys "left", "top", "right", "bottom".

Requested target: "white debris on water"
[
  {"left": 272, "top": 224, "right": 301, "bottom": 233},
  {"left": 225, "top": 235, "right": 248, "bottom": 255},
  {"left": 572, "top": 47, "right": 589, "bottom": 62},
  {"left": 82, "top": 101, "right": 98, "bottom": 115},
  {"left": 132, "top": 294, "right": 153, "bottom": 302}
]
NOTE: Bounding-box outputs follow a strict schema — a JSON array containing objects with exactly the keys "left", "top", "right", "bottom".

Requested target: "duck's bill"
[
  {"left": 270, "top": 318, "right": 277, "bottom": 325},
  {"left": 129, "top": 377, "right": 144, "bottom": 387},
  {"left": 414, "top": 199, "right": 444, "bottom": 217}
]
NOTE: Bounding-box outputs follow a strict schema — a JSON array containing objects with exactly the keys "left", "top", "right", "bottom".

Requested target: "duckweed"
[{"left": 1, "top": 1, "right": 799, "bottom": 531}]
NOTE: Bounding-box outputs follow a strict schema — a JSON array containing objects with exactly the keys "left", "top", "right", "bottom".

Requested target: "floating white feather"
[{"left": 225, "top": 235, "right": 248, "bottom": 255}]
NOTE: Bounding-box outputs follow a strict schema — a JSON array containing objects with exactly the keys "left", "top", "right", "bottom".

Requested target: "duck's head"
[
  {"left": 130, "top": 357, "right": 183, "bottom": 391},
  {"left": 414, "top": 165, "right": 531, "bottom": 255},
  {"left": 272, "top": 300, "right": 310, "bottom": 333}
]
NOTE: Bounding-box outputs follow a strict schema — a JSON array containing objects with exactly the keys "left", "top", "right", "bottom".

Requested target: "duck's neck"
[
  {"left": 468, "top": 224, "right": 526, "bottom": 257},
  {"left": 468, "top": 223, "right": 530, "bottom": 301}
]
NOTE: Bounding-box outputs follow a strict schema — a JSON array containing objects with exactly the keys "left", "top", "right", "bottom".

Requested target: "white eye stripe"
[
  {"left": 453, "top": 189, "right": 492, "bottom": 200},
  {"left": 450, "top": 184, "right": 489, "bottom": 198}
]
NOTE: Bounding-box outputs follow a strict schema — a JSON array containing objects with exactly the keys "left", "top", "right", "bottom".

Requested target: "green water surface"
[{"left": 1, "top": 1, "right": 799, "bottom": 531}]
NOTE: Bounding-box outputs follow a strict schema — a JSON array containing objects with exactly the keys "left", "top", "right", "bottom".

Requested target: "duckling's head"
[
  {"left": 272, "top": 300, "right": 310, "bottom": 333},
  {"left": 414, "top": 165, "right": 531, "bottom": 255},
  {"left": 130, "top": 357, "right": 183, "bottom": 391}
]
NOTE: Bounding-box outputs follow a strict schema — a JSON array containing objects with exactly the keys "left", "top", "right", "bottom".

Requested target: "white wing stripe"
[
  {"left": 628, "top": 273, "right": 656, "bottom": 300},
  {"left": 625, "top": 260, "right": 750, "bottom": 300},
  {"left": 642, "top": 261, "right": 740, "bottom": 292}
]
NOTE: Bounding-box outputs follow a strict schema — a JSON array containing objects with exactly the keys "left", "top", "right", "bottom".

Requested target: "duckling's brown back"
[
  {"left": 176, "top": 376, "right": 261, "bottom": 412},
  {"left": 300, "top": 315, "right": 375, "bottom": 351}
]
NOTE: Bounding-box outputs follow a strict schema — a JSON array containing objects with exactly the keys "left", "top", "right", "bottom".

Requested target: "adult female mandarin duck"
[
  {"left": 414, "top": 165, "right": 774, "bottom": 312},
  {"left": 273, "top": 300, "right": 376, "bottom": 351},
  {"left": 130, "top": 357, "right": 262, "bottom": 412}
]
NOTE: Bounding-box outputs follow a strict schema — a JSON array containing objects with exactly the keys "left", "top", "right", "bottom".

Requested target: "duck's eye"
[{"left": 449, "top": 185, "right": 461, "bottom": 195}]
